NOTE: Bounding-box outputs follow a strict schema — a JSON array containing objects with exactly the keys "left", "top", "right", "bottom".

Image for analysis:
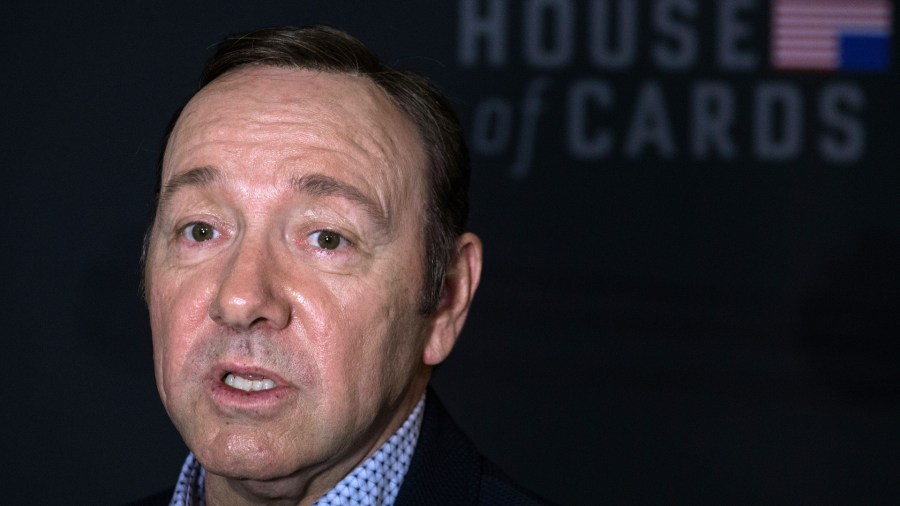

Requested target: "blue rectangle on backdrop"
[{"left": 840, "top": 33, "right": 891, "bottom": 71}]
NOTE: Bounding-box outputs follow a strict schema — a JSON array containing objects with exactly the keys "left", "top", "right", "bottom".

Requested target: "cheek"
[
  {"left": 150, "top": 265, "right": 217, "bottom": 332},
  {"left": 324, "top": 281, "right": 426, "bottom": 389},
  {"left": 148, "top": 270, "right": 215, "bottom": 393}
]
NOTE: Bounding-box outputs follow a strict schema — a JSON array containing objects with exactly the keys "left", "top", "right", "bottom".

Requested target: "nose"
[{"left": 208, "top": 238, "right": 291, "bottom": 331}]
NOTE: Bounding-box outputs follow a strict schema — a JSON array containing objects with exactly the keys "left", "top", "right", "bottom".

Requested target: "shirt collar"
[{"left": 169, "top": 393, "right": 425, "bottom": 506}]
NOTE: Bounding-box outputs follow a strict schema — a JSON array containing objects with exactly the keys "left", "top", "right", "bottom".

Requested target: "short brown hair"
[{"left": 146, "top": 26, "right": 470, "bottom": 314}]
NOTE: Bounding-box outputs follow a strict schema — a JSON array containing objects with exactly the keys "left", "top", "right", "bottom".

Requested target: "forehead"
[{"left": 162, "top": 66, "right": 425, "bottom": 193}]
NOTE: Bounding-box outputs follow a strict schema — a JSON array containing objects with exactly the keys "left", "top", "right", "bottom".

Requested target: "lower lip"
[{"left": 208, "top": 377, "right": 294, "bottom": 413}]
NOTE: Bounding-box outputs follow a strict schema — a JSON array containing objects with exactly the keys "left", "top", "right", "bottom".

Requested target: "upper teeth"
[{"left": 224, "top": 373, "right": 276, "bottom": 392}]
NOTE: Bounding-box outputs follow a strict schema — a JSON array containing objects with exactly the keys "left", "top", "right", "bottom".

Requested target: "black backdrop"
[{"left": 3, "top": 1, "right": 899, "bottom": 504}]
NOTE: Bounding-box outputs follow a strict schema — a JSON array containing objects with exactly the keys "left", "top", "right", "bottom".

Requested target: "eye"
[
  {"left": 182, "top": 222, "right": 219, "bottom": 242},
  {"left": 308, "top": 230, "right": 346, "bottom": 250}
]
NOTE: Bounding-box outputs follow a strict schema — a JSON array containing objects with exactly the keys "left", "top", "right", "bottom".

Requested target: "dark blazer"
[
  {"left": 395, "top": 389, "right": 547, "bottom": 505},
  {"left": 126, "top": 389, "right": 548, "bottom": 505}
]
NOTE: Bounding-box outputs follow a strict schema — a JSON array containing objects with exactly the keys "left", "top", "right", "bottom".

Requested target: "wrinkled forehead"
[{"left": 162, "top": 66, "right": 426, "bottom": 187}]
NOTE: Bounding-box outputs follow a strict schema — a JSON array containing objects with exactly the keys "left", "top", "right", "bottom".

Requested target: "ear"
[{"left": 422, "top": 232, "right": 483, "bottom": 365}]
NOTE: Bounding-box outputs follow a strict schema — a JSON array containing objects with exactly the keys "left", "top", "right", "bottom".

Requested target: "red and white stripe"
[{"left": 771, "top": 0, "right": 893, "bottom": 70}]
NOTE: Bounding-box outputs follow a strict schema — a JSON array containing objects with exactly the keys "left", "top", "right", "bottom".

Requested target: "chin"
[
  {"left": 202, "top": 451, "right": 290, "bottom": 481},
  {"left": 191, "top": 431, "right": 295, "bottom": 481}
]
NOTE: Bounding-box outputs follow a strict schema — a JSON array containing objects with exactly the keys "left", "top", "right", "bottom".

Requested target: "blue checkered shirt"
[{"left": 168, "top": 394, "right": 425, "bottom": 506}]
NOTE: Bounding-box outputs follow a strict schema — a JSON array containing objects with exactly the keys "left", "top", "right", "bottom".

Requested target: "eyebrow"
[
  {"left": 157, "top": 166, "right": 221, "bottom": 213},
  {"left": 293, "top": 173, "right": 389, "bottom": 231},
  {"left": 155, "top": 166, "right": 390, "bottom": 232}
]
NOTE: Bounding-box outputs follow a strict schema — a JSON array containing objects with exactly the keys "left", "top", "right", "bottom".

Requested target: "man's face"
[{"left": 145, "top": 67, "right": 436, "bottom": 484}]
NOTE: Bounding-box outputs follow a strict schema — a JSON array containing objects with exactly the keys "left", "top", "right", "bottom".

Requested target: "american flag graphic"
[{"left": 771, "top": 0, "right": 893, "bottom": 71}]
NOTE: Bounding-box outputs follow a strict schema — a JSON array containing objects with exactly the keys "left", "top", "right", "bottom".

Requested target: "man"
[{"left": 132, "top": 26, "right": 546, "bottom": 505}]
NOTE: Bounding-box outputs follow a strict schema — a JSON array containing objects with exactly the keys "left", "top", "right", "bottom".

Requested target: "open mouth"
[{"left": 223, "top": 373, "right": 277, "bottom": 392}]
